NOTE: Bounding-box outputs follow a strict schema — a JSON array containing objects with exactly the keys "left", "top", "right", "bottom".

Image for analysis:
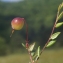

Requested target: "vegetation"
[
  {"left": 0, "top": 0, "right": 63, "bottom": 56},
  {"left": 10, "top": 2, "right": 63, "bottom": 63},
  {"left": 0, "top": 0, "right": 63, "bottom": 63}
]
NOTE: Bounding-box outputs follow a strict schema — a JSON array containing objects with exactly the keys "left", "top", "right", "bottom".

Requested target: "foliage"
[
  {"left": 0, "top": 0, "right": 63, "bottom": 56},
  {"left": 10, "top": 2, "right": 63, "bottom": 63}
]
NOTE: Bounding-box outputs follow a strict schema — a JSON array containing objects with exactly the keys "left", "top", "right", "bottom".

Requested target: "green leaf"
[
  {"left": 35, "top": 56, "right": 39, "bottom": 61},
  {"left": 22, "top": 43, "right": 25, "bottom": 47},
  {"left": 55, "top": 22, "right": 63, "bottom": 28},
  {"left": 31, "top": 52, "right": 35, "bottom": 56},
  {"left": 37, "top": 46, "right": 40, "bottom": 57},
  {"left": 33, "top": 46, "right": 40, "bottom": 61},
  {"left": 57, "top": 12, "right": 63, "bottom": 20},
  {"left": 28, "top": 42, "right": 35, "bottom": 51},
  {"left": 50, "top": 32, "right": 61, "bottom": 40},
  {"left": 46, "top": 40, "right": 56, "bottom": 47},
  {"left": 58, "top": 2, "right": 63, "bottom": 12}
]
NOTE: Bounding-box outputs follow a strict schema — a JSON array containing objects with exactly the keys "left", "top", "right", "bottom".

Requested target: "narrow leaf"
[
  {"left": 50, "top": 32, "right": 61, "bottom": 39},
  {"left": 28, "top": 42, "right": 35, "bottom": 51},
  {"left": 33, "top": 52, "right": 38, "bottom": 61},
  {"left": 58, "top": 2, "right": 63, "bottom": 11},
  {"left": 22, "top": 43, "right": 25, "bottom": 47},
  {"left": 46, "top": 40, "right": 56, "bottom": 47},
  {"left": 33, "top": 46, "right": 40, "bottom": 61},
  {"left": 31, "top": 52, "right": 35, "bottom": 56},
  {"left": 57, "top": 12, "right": 63, "bottom": 20},
  {"left": 35, "top": 56, "right": 39, "bottom": 61},
  {"left": 55, "top": 22, "right": 63, "bottom": 28},
  {"left": 37, "top": 46, "right": 40, "bottom": 57}
]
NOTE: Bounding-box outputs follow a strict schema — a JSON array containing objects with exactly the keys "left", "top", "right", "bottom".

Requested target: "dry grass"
[{"left": 0, "top": 49, "right": 63, "bottom": 63}]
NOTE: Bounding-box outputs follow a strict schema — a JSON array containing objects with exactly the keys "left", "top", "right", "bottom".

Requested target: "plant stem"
[
  {"left": 25, "top": 21, "right": 28, "bottom": 43},
  {"left": 28, "top": 50, "right": 34, "bottom": 63},
  {"left": 40, "top": 10, "right": 59, "bottom": 55},
  {"left": 25, "top": 21, "right": 34, "bottom": 63}
]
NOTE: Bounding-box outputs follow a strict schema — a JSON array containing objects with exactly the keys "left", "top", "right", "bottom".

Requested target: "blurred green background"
[{"left": 0, "top": 0, "right": 63, "bottom": 63}]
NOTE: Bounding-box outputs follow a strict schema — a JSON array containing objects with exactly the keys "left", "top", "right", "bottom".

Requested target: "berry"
[{"left": 11, "top": 17, "right": 24, "bottom": 30}]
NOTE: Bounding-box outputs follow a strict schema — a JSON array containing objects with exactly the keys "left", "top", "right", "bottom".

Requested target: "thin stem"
[
  {"left": 25, "top": 21, "right": 28, "bottom": 43},
  {"left": 24, "top": 20, "right": 34, "bottom": 63},
  {"left": 10, "top": 29, "right": 14, "bottom": 37},
  {"left": 28, "top": 50, "right": 34, "bottom": 63},
  {"left": 40, "top": 10, "right": 59, "bottom": 55}
]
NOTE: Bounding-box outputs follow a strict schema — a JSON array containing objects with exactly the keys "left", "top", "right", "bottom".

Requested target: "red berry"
[{"left": 11, "top": 17, "right": 24, "bottom": 30}]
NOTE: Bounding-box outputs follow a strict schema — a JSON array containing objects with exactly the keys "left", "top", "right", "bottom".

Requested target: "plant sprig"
[
  {"left": 27, "top": 3, "right": 63, "bottom": 63},
  {"left": 22, "top": 2, "right": 63, "bottom": 63},
  {"left": 37, "top": 2, "right": 63, "bottom": 62},
  {"left": 11, "top": 2, "right": 63, "bottom": 63},
  {"left": 26, "top": 2, "right": 63, "bottom": 63}
]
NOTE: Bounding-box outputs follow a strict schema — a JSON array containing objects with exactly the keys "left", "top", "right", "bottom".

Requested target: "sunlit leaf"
[
  {"left": 33, "top": 55, "right": 38, "bottom": 61},
  {"left": 32, "top": 51, "right": 38, "bottom": 61},
  {"left": 31, "top": 52, "right": 35, "bottom": 56},
  {"left": 28, "top": 42, "right": 35, "bottom": 51},
  {"left": 35, "top": 56, "right": 39, "bottom": 61},
  {"left": 57, "top": 12, "right": 63, "bottom": 20},
  {"left": 22, "top": 43, "right": 25, "bottom": 47},
  {"left": 55, "top": 22, "right": 63, "bottom": 28},
  {"left": 50, "top": 32, "right": 61, "bottom": 39},
  {"left": 33, "top": 46, "right": 40, "bottom": 61},
  {"left": 58, "top": 2, "right": 63, "bottom": 12},
  {"left": 46, "top": 40, "right": 56, "bottom": 47},
  {"left": 37, "top": 46, "right": 40, "bottom": 57}
]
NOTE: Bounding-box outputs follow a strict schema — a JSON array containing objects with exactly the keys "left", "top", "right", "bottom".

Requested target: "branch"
[{"left": 40, "top": 9, "right": 59, "bottom": 55}]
